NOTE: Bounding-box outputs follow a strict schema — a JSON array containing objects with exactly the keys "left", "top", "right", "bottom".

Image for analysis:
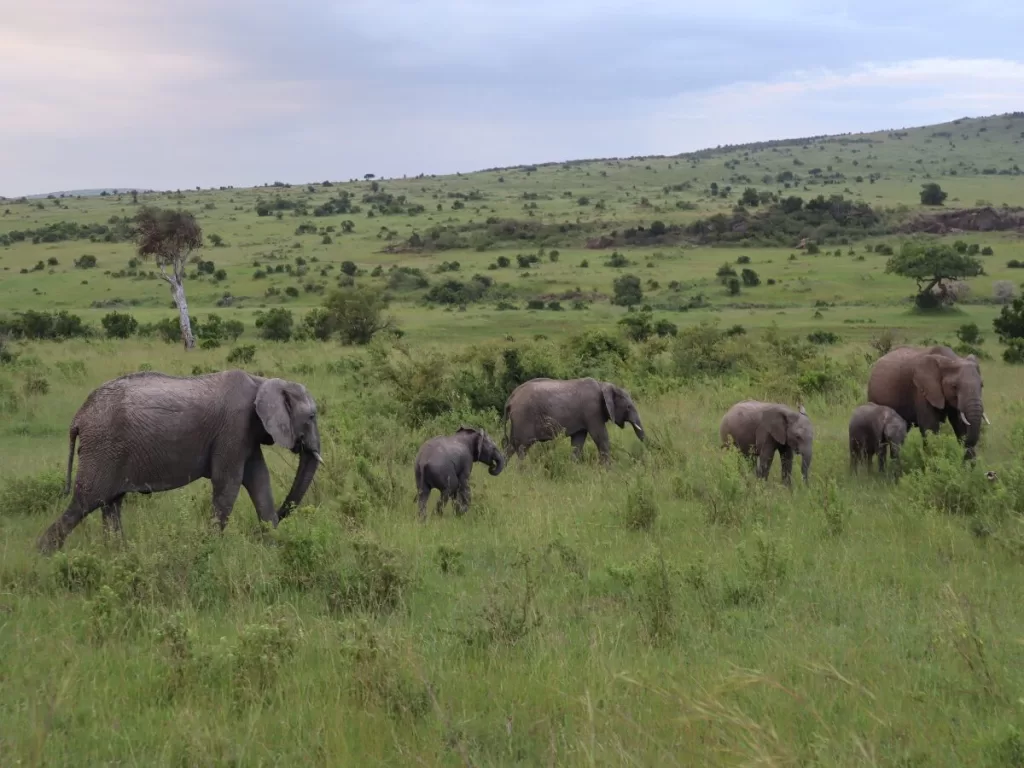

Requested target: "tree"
[
  {"left": 740, "top": 187, "right": 759, "bottom": 207},
  {"left": 340, "top": 260, "right": 358, "bottom": 276},
  {"left": 321, "top": 285, "right": 396, "bottom": 345},
  {"left": 920, "top": 182, "right": 948, "bottom": 206},
  {"left": 885, "top": 240, "right": 983, "bottom": 310},
  {"left": 993, "top": 297, "right": 1024, "bottom": 363},
  {"left": 134, "top": 206, "right": 203, "bottom": 348},
  {"left": 612, "top": 274, "right": 643, "bottom": 307}
]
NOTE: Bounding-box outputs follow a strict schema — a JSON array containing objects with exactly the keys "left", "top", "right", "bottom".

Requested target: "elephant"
[
  {"left": 37, "top": 369, "right": 322, "bottom": 553},
  {"left": 866, "top": 345, "right": 989, "bottom": 460},
  {"left": 719, "top": 400, "right": 814, "bottom": 485},
  {"left": 848, "top": 403, "right": 908, "bottom": 475},
  {"left": 502, "top": 377, "right": 644, "bottom": 463},
  {"left": 414, "top": 426, "right": 505, "bottom": 520}
]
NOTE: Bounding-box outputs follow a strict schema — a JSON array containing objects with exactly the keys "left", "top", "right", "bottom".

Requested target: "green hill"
[{"left": 4, "top": 112, "right": 1024, "bottom": 766}]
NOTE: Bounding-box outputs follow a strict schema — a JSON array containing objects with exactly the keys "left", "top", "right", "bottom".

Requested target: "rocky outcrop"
[{"left": 900, "top": 206, "right": 1024, "bottom": 234}]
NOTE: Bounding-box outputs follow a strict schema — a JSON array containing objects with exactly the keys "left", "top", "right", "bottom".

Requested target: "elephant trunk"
[
  {"left": 800, "top": 449, "right": 812, "bottom": 484},
  {"left": 489, "top": 451, "right": 506, "bottom": 477},
  {"left": 277, "top": 449, "right": 320, "bottom": 520},
  {"left": 961, "top": 395, "right": 984, "bottom": 457},
  {"left": 631, "top": 420, "right": 645, "bottom": 442}
]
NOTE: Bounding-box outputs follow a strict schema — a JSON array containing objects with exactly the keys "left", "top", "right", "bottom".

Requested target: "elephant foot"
[{"left": 37, "top": 527, "right": 64, "bottom": 555}]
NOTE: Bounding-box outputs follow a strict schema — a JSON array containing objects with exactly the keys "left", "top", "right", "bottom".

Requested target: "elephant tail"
[{"left": 64, "top": 424, "right": 79, "bottom": 495}]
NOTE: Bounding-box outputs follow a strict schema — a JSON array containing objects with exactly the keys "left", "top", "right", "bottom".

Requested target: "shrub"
[
  {"left": 982, "top": 246, "right": 994, "bottom": 255},
  {"left": 1007, "top": 260, "right": 1023, "bottom": 269},
  {"left": 740, "top": 268, "right": 760, "bottom": 287},
  {"left": 496, "top": 256, "right": 510, "bottom": 268},
  {"left": 0, "top": 470, "right": 65, "bottom": 516},
  {"left": 956, "top": 323, "right": 983, "bottom": 345},
  {"left": 920, "top": 182, "right": 948, "bottom": 205},
  {"left": 227, "top": 345, "right": 256, "bottom": 364},
  {"left": 612, "top": 275, "right": 643, "bottom": 307},
  {"left": 624, "top": 477, "right": 658, "bottom": 531},
  {"left": 605, "top": 252, "right": 630, "bottom": 268},
  {"left": 255, "top": 308, "right": 294, "bottom": 341},
  {"left": 715, "top": 263, "right": 737, "bottom": 283},
  {"left": 654, "top": 319, "right": 678, "bottom": 337},
  {"left": 619, "top": 312, "right": 654, "bottom": 342},
  {"left": 322, "top": 285, "right": 396, "bottom": 345},
  {"left": 807, "top": 330, "right": 840, "bottom": 345},
  {"left": 726, "top": 277, "right": 741, "bottom": 295},
  {"left": 340, "top": 261, "right": 358, "bottom": 276},
  {"left": 74, "top": 254, "right": 98, "bottom": 269},
  {"left": 101, "top": 311, "right": 138, "bottom": 339},
  {"left": 736, "top": 255, "right": 751, "bottom": 264},
  {"left": 805, "top": 243, "right": 820, "bottom": 255}
]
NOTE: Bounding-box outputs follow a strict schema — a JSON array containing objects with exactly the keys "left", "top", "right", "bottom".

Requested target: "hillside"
[{"left": 5, "top": 113, "right": 1024, "bottom": 765}]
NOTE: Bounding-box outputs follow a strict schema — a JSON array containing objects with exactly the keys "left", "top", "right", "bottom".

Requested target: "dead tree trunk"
[{"left": 160, "top": 263, "right": 195, "bottom": 349}]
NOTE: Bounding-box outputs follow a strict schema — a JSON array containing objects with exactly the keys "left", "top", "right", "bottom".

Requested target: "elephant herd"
[{"left": 34, "top": 344, "right": 988, "bottom": 553}]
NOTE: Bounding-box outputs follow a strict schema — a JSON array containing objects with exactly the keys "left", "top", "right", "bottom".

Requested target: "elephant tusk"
[
  {"left": 313, "top": 451, "right": 324, "bottom": 465},
  {"left": 983, "top": 412, "right": 991, "bottom": 425},
  {"left": 960, "top": 412, "right": 971, "bottom": 427}
]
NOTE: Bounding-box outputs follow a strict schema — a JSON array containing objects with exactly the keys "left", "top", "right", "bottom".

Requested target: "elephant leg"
[
  {"left": 779, "top": 447, "right": 794, "bottom": 487},
  {"left": 876, "top": 448, "right": 886, "bottom": 474},
  {"left": 38, "top": 494, "right": 104, "bottom": 553},
  {"left": 242, "top": 449, "right": 279, "bottom": 527},
  {"left": 849, "top": 444, "right": 859, "bottom": 474},
  {"left": 454, "top": 483, "right": 470, "bottom": 516},
  {"left": 570, "top": 430, "right": 588, "bottom": 461},
  {"left": 210, "top": 465, "right": 244, "bottom": 531},
  {"left": 756, "top": 442, "right": 776, "bottom": 480},
  {"left": 590, "top": 423, "right": 612, "bottom": 464},
  {"left": 435, "top": 490, "right": 450, "bottom": 517},
  {"left": 101, "top": 494, "right": 125, "bottom": 539}
]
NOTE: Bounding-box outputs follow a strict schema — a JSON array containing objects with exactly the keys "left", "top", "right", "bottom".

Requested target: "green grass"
[{"left": 3, "top": 113, "right": 1024, "bottom": 765}]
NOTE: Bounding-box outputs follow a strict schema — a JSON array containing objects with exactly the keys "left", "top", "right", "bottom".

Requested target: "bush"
[
  {"left": 619, "top": 312, "right": 654, "bottom": 342},
  {"left": 1007, "top": 260, "right": 1023, "bottom": 269},
  {"left": 612, "top": 275, "right": 643, "bottom": 307},
  {"left": 227, "top": 345, "right": 256, "bottom": 365},
  {"left": 726, "top": 277, "right": 741, "bottom": 295},
  {"left": 496, "top": 256, "right": 510, "bottom": 268},
  {"left": 605, "top": 252, "right": 630, "bottom": 268},
  {"left": 255, "top": 308, "right": 294, "bottom": 341},
  {"left": 920, "top": 182, "right": 948, "bottom": 205},
  {"left": 982, "top": 246, "right": 994, "bottom": 255},
  {"left": 101, "top": 311, "right": 138, "bottom": 339},
  {"left": 74, "top": 254, "right": 98, "bottom": 269},
  {"left": 340, "top": 261, "right": 358, "bottom": 276},
  {"left": 322, "top": 285, "right": 396, "bottom": 345},
  {"left": 807, "top": 330, "right": 840, "bottom": 345},
  {"left": 736, "top": 255, "right": 751, "bottom": 264},
  {"left": 740, "top": 268, "right": 760, "bottom": 287}
]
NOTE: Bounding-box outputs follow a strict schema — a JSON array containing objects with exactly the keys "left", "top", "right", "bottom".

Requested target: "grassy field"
[{"left": 3, "top": 113, "right": 1024, "bottom": 766}]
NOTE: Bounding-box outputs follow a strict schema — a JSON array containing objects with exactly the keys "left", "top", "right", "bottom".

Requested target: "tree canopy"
[{"left": 885, "top": 240, "right": 982, "bottom": 309}]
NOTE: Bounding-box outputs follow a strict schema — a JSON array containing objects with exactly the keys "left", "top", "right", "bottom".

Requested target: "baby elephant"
[
  {"left": 414, "top": 426, "right": 505, "bottom": 520},
  {"left": 719, "top": 400, "right": 814, "bottom": 485},
  {"left": 848, "top": 403, "right": 908, "bottom": 475}
]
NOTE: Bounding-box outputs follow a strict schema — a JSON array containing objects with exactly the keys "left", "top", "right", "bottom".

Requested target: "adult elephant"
[
  {"left": 37, "top": 369, "right": 323, "bottom": 553},
  {"left": 502, "top": 377, "right": 644, "bottom": 462},
  {"left": 719, "top": 400, "right": 814, "bottom": 485},
  {"left": 866, "top": 345, "right": 989, "bottom": 460}
]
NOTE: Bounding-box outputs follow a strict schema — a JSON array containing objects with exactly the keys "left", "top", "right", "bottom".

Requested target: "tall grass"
[{"left": 2, "top": 332, "right": 1024, "bottom": 765}]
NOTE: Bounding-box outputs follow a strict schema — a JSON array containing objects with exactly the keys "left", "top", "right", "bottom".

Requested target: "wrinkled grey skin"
[
  {"left": 37, "top": 369, "right": 322, "bottom": 553},
  {"left": 848, "top": 403, "right": 908, "bottom": 475},
  {"left": 719, "top": 400, "right": 814, "bottom": 485},
  {"left": 414, "top": 427, "right": 505, "bottom": 519},
  {"left": 502, "top": 377, "right": 644, "bottom": 463},
  {"left": 867, "top": 345, "right": 988, "bottom": 461}
]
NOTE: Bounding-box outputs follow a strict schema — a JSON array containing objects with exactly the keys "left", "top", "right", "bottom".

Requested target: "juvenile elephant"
[
  {"left": 414, "top": 426, "right": 505, "bottom": 519},
  {"left": 502, "top": 377, "right": 644, "bottom": 463},
  {"left": 848, "top": 403, "right": 908, "bottom": 475},
  {"left": 867, "top": 345, "right": 989, "bottom": 460},
  {"left": 37, "top": 369, "right": 322, "bottom": 553},
  {"left": 719, "top": 400, "right": 814, "bottom": 485}
]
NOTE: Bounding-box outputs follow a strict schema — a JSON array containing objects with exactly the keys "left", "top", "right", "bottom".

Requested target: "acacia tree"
[
  {"left": 885, "top": 240, "right": 983, "bottom": 310},
  {"left": 134, "top": 206, "right": 203, "bottom": 348}
]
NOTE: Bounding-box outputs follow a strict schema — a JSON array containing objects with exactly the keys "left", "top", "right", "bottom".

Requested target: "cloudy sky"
[{"left": 3, "top": 0, "right": 1023, "bottom": 195}]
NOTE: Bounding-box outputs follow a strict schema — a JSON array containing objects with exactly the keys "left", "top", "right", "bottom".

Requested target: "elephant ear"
[
  {"left": 600, "top": 383, "right": 617, "bottom": 423},
  {"left": 912, "top": 356, "right": 947, "bottom": 410},
  {"left": 255, "top": 378, "right": 296, "bottom": 448},
  {"left": 762, "top": 409, "right": 789, "bottom": 446},
  {"left": 457, "top": 426, "right": 483, "bottom": 459}
]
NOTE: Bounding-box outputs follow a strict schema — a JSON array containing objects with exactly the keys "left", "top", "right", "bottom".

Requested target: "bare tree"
[{"left": 134, "top": 206, "right": 203, "bottom": 349}]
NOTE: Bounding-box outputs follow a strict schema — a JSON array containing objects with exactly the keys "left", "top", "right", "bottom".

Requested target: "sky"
[{"left": 3, "top": 0, "right": 1024, "bottom": 196}]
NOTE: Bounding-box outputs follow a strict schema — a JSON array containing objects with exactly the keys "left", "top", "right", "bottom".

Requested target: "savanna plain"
[{"left": 5, "top": 114, "right": 1024, "bottom": 765}]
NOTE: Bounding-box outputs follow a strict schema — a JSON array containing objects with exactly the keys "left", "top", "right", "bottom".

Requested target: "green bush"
[
  {"left": 255, "top": 308, "right": 294, "bottom": 342},
  {"left": 100, "top": 312, "right": 138, "bottom": 339}
]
